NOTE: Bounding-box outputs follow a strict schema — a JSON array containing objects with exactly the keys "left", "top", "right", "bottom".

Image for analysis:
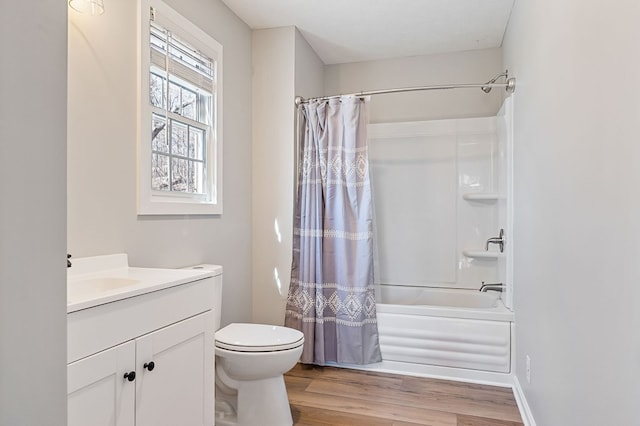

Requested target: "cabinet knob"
[
  {"left": 144, "top": 361, "right": 155, "bottom": 371},
  {"left": 123, "top": 371, "right": 136, "bottom": 382}
]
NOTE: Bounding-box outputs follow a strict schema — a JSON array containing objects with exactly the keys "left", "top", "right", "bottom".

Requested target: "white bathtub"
[{"left": 375, "top": 285, "right": 514, "bottom": 377}]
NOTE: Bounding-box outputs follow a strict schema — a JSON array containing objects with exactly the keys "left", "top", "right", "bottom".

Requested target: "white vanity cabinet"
[
  {"left": 135, "top": 312, "right": 212, "bottom": 426},
  {"left": 67, "top": 263, "right": 220, "bottom": 426},
  {"left": 68, "top": 340, "right": 136, "bottom": 426},
  {"left": 68, "top": 312, "right": 212, "bottom": 426}
]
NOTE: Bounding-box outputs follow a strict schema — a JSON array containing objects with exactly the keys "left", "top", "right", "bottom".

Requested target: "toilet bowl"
[{"left": 214, "top": 323, "right": 304, "bottom": 426}]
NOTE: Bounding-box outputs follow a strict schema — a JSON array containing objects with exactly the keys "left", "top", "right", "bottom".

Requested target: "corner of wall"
[{"left": 512, "top": 375, "right": 537, "bottom": 426}]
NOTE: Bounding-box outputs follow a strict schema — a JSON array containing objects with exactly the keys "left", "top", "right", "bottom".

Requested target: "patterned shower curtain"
[{"left": 285, "top": 96, "right": 382, "bottom": 365}]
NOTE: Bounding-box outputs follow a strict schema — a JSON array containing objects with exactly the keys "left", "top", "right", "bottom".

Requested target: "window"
[{"left": 138, "top": 0, "right": 222, "bottom": 215}]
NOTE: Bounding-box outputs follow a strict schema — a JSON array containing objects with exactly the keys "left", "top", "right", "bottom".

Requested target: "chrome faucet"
[
  {"left": 479, "top": 282, "right": 504, "bottom": 292},
  {"left": 67, "top": 253, "right": 72, "bottom": 268},
  {"left": 485, "top": 228, "right": 505, "bottom": 253}
]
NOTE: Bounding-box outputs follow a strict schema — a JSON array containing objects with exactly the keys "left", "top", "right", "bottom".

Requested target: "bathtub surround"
[
  {"left": 286, "top": 97, "right": 382, "bottom": 365},
  {"left": 368, "top": 116, "right": 509, "bottom": 294}
]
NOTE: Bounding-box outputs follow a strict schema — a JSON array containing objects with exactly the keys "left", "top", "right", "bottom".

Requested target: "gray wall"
[
  {"left": 324, "top": 48, "right": 504, "bottom": 123},
  {"left": 503, "top": 1, "right": 640, "bottom": 424},
  {"left": 295, "top": 29, "right": 325, "bottom": 100},
  {"left": 67, "top": 0, "right": 253, "bottom": 326},
  {"left": 251, "top": 27, "right": 325, "bottom": 324},
  {"left": 251, "top": 27, "right": 297, "bottom": 324},
  {"left": 0, "top": 2, "right": 68, "bottom": 425}
]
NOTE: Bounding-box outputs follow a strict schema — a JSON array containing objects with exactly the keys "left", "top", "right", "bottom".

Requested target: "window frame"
[{"left": 137, "top": 0, "right": 223, "bottom": 215}]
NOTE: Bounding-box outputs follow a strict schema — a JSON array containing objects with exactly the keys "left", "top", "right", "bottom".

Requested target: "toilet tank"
[{"left": 181, "top": 264, "right": 223, "bottom": 331}]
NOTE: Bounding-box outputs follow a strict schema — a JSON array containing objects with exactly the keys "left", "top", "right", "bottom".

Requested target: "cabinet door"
[
  {"left": 68, "top": 340, "right": 136, "bottom": 426},
  {"left": 135, "top": 311, "right": 213, "bottom": 426}
]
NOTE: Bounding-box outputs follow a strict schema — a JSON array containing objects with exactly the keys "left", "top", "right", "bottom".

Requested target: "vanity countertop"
[{"left": 67, "top": 254, "right": 220, "bottom": 313}]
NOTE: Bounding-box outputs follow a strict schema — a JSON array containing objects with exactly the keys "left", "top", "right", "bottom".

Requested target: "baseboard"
[
  {"left": 512, "top": 376, "right": 537, "bottom": 426},
  {"left": 325, "top": 360, "right": 514, "bottom": 387}
]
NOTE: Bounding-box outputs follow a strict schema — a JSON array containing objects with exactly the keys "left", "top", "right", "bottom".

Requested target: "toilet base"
[
  {"left": 214, "top": 324, "right": 304, "bottom": 426},
  {"left": 215, "top": 374, "right": 293, "bottom": 426}
]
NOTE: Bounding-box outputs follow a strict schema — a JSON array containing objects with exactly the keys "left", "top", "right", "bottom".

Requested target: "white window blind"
[{"left": 149, "top": 21, "right": 215, "bottom": 94}]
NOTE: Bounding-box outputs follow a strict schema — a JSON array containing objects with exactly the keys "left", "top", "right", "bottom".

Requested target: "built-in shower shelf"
[
  {"left": 462, "top": 192, "right": 503, "bottom": 201},
  {"left": 463, "top": 250, "right": 504, "bottom": 259}
]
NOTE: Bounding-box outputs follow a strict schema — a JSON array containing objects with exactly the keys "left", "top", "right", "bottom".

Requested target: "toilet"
[
  {"left": 180, "top": 265, "right": 304, "bottom": 425},
  {"left": 214, "top": 323, "right": 304, "bottom": 426}
]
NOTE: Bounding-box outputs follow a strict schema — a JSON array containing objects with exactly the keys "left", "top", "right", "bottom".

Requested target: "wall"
[
  {"left": 324, "top": 48, "right": 504, "bottom": 123},
  {"left": 503, "top": 1, "right": 640, "bottom": 424},
  {"left": 251, "top": 27, "right": 296, "bottom": 325},
  {"left": 0, "top": 2, "right": 67, "bottom": 425},
  {"left": 67, "top": 0, "right": 253, "bottom": 326},
  {"left": 252, "top": 27, "right": 324, "bottom": 324},
  {"left": 294, "top": 30, "right": 325, "bottom": 101}
]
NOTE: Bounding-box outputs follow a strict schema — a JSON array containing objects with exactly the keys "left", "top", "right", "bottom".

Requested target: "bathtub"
[{"left": 371, "top": 285, "right": 515, "bottom": 381}]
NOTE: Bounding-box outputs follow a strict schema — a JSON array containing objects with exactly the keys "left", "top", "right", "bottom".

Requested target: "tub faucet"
[
  {"left": 485, "top": 228, "right": 505, "bottom": 252},
  {"left": 479, "top": 282, "right": 504, "bottom": 292}
]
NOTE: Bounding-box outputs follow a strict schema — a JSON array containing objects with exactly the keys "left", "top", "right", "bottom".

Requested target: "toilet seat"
[{"left": 215, "top": 323, "right": 304, "bottom": 352}]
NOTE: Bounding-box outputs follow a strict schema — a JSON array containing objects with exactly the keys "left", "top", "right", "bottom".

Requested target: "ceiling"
[{"left": 221, "top": 0, "right": 515, "bottom": 65}]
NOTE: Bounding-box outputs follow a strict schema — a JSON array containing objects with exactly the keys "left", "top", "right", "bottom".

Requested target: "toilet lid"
[{"left": 215, "top": 323, "right": 304, "bottom": 352}]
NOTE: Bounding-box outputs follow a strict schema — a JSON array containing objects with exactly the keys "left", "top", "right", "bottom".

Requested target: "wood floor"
[{"left": 285, "top": 364, "right": 524, "bottom": 426}]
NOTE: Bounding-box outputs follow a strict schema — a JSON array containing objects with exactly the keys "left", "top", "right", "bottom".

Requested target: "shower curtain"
[{"left": 285, "top": 96, "right": 382, "bottom": 365}]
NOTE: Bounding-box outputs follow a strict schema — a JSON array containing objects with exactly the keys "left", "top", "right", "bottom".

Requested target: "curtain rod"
[{"left": 294, "top": 73, "right": 516, "bottom": 106}]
